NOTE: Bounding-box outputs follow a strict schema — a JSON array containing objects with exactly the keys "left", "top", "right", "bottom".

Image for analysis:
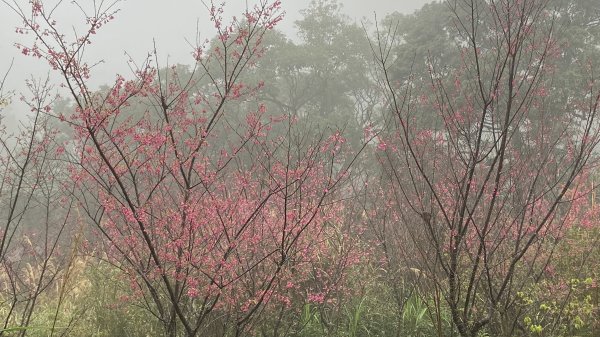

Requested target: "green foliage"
[
  {"left": 512, "top": 225, "right": 599, "bottom": 337},
  {"left": 0, "top": 244, "right": 596, "bottom": 337},
  {"left": 6, "top": 259, "right": 163, "bottom": 337},
  {"left": 399, "top": 295, "right": 433, "bottom": 336}
]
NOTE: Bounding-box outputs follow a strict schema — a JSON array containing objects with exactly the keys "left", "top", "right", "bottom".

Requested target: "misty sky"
[{"left": 0, "top": 0, "right": 433, "bottom": 117}]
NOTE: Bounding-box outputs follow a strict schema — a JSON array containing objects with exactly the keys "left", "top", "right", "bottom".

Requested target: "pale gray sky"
[{"left": 0, "top": 0, "right": 432, "bottom": 117}]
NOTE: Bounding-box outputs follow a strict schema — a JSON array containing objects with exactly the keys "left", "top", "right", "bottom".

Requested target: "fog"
[
  {"left": 0, "top": 0, "right": 432, "bottom": 122},
  {"left": 1, "top": 1, "right": 599, "bottom": 336}
]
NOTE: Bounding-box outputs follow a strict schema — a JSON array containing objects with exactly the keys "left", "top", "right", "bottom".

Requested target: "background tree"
[{"left": 249, "top": 0, "right": 376, "bottom": 144}]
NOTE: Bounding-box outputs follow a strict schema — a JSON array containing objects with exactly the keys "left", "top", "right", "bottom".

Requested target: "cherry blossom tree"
[
  {"left": 0, "top": 74, "right": 74, "bottom": 335},
  {"left": 370, "top": 0, "right": 600, "bottom": 336},
  {"left": 5, "top": 0, "right": 371, "bottom": 336}
]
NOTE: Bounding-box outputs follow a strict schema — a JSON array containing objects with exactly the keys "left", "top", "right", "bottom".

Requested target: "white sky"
[{"left": 0, "top": 0, "right": 432, "bottom": 119}]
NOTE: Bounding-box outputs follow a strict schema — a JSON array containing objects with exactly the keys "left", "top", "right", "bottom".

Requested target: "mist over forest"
[{"left": 0, "top": 0, "right": 599, "bottom": 336}]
